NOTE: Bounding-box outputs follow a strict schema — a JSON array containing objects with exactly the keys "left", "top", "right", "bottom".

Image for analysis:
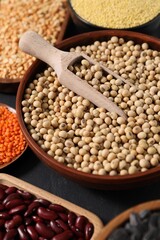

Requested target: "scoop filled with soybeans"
[{"left": 19, "top": 30, "right": 129, "bottom": 118}]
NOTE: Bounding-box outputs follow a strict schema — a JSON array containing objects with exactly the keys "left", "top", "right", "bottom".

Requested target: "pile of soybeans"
[{"left": 22, "top": 36, "right": 160, "bottom": 176}]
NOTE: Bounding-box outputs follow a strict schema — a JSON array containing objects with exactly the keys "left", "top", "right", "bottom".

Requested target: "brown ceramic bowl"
[
  {"left": 67, "top": 0, "right": 160, "bottom": 38},
  {"left": 97, "top": 199, "right": 160, "bottom": 239},
  {"left": 16, "top": 30, "right": 160, "bottom": 190}
]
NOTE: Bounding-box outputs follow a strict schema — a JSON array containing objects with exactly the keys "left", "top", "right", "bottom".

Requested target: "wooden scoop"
[{"left": 19, "top": 30, "right": 127, "bottom": 118}]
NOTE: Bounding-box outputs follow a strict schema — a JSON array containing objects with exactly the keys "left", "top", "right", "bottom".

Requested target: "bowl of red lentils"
[
  {"left": 0, "top": 103, "right": 27, "bottom": 169},
  {"left": 97, "top": 199, "right": 160, "bottom": 240},
  {"left": 16, "top": 30, "right": 160, "bottom": 190},
  {"left": 67, "top": 0, "right": 160, "bottom": 37}
]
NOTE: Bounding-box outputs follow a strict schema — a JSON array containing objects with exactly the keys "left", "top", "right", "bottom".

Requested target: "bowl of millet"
[
  {"left": 97, "top": 200, "right": 160, "bottom": 240},
  {"left": 16, "top": 30, "right": 160, "bottom": 190},
  {"left": 67, "top": 0, "right": 160, "bottom": 37}
]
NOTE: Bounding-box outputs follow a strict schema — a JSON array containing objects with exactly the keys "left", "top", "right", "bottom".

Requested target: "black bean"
[
  {"left": 148, "top": 212, "right": 160, "bottom": 228},
  {"left": 126, "top": 225, "right": 142, "bottom": 237},
  {"left": 130, "top": 229, "right": 142, "bottom": 240},
  {"left": 142, "top": 228, "right": 158, "bottom": 240},
  {"left": 108, "top": 228, "right": 130, "bottom": 240},
  {"left": 139, "top": 210, "right": 151, "bottom": 220},
  {"left": 129, "top": 212, "right": 141, "bottom": 226}
]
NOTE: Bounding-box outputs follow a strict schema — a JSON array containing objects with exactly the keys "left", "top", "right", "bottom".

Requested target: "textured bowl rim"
[
  {"left": 16, "top": 29, "right": 160, "bottom": 190},
  {"left": 67, "top": 0, "right": 160, "bottom": 30},
  {"left": 97, "top": 199, "right": 160, "bottom": 239}
]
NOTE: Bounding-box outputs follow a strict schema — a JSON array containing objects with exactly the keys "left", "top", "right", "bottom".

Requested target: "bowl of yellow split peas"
[
  {"left": 16, "top": 29, "right": 160, "bottom": 190},
  {"left": 67, "top": 0, "right": 160, "bottom": 37}
]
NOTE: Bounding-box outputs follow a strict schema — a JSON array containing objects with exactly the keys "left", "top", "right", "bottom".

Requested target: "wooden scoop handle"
[{"left": 19, "top": 31, "right": 64, "bottom": 74}]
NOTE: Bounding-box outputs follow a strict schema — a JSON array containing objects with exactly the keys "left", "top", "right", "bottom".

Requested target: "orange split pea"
[{"left": 0, "top": 106, "right": 26, "bottom": 165}]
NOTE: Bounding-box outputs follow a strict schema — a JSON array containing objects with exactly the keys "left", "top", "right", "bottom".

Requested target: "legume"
[
  {"left": 0, "top": 106, "right": 26, "bottom": 165},
  {"left": 0, "top": 183, "right": 94, "bottom": 239},
  {"left": 0, "top": 0, "right": 67, "bottom": 79},
  {"left": 22, "top": 36, "right": 160, "bottom": 176},
  {"left": 70, "top": 0, "right": 160, "bottom": 29},
  {"left": 107, "top": 209, "right": 160, "bottom": 240}
]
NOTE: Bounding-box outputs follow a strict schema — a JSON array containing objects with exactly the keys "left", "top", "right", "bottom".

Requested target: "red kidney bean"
[
  {"left": 0, "top": 184, "right": 7, "bottom": 190},
  {"left": 0, "top": 188, "right": 5, "bottom": 200},
  {"left": 35, "top": 222, "right": 55, "bottom": 238},
  {"left": 5, "top": 214, "right": 23, "bottom": 229},
  {"left": 0, "top": 203, "right": 4, "bottom": 211},
  {"left": 3, "top": 229, "right": 18, "bottom": 240},
  {"left": 34, "top": 198, "right": 50, "bottom": 207},
  {"left": 24, "top": 199, "right": 32, "bottom": 205},
  {"left": 24, "top": 202, "right": 41, "bottom": 217},
  {"left": 0, "top": 231, "right": 5, "bottom": 240},
  {"left": 37, "top": 206, "right": 58, "bottom": 221},
  {"left": 49, "top": 204, "right": 67, "bottom": 213},
  {"left": 39, "top": 238, "right": 48, "bottom": 240},
  {"left": 32, "top": 215, "right": 44, "bottom": 223},
  {"left": 17, "top": 189, "right": 34, "bottom": 199},
  {"left": 27, "top": 225, "right": 39, "bottom": 240},
  {"left": 55, "top": 219, "right": 69, "bottom": 231},
  {"left": 9, "top": 204, "right": 27, "bottom": 215},
  {"left": 24, "top": 216, "right": 33, "bottom": 225},
  {"left": 18, "top": 224, "right": 30, "bottom": 240},
  {"left": 0, "top": 219, "right": 5, "bottom": 228},
  {"left": 58, "top": 212, "right": 68, "bottom": 222},
  {"left": 5, "top": 186, "right": 17, "bottom": 195},
  {"left": 0, "top": 212, "right": 10, "bottom": 219},
  {"left": 51, "top": 230, "right": 74, "bottom": 240},
  {"left": 85, "top": 222, "right": 94, "bottom": 240},
  {"left": 5, "top": 198, "right": 24, "bottom": 209},
  {"left": 75, "top": 216, "right": 88, "bottom": 232},
  {"left": 50, "top": 220, "right": 64, "bottom": 234},
  {"left": 70, "top": 225, "right": 84, "bottom": 238},
  {"left": 68, "top": 212, "right": 77, "bottom": 226},
  {"left": 3, "top": 193, "right": 22, "bottom": 205}
]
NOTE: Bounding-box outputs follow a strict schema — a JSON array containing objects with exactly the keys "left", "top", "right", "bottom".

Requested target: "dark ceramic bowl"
[
  {"left": 97, "top": 200, "right": 160, "bottom": 240},
  {"left": 67, "top": 0, "right": 160, "bottom": 38},
  {"left": 16, "top": 30, "right": 160, "bottom": 190}
]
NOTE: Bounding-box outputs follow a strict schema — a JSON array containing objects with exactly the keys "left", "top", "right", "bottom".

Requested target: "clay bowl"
[
  {"left": 0, "top": 12, "right": 70, "bottom": 94},
  {"left": 0, "top": 173, "right": 103, "bottom": 239},
  {"left": 16, "top": 30, "right": 160, "bottom": 190},
  {"left": 97, "top": 200, "right": 160, "bottom": 239},
  {"left": 67, "top": 0, "right": 160, "bottom": 38}
]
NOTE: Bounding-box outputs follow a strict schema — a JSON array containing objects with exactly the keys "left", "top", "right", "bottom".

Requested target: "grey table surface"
[{"left": 1, "top": 92, "right": 160, "bottom": 227}]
